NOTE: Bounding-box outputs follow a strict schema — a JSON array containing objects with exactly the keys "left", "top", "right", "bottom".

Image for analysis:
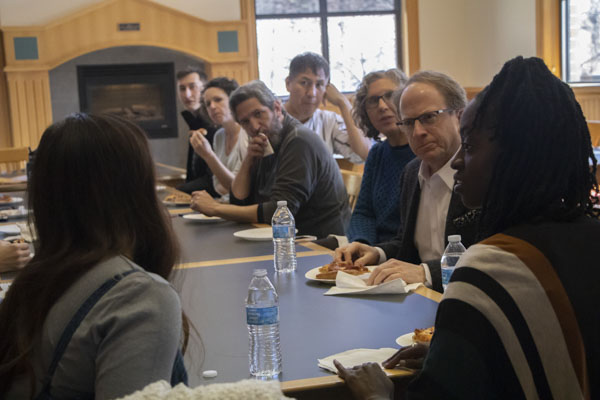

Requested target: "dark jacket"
[
  {"left": 177, "top": 110, "right": 219, "bottom": 195},
  {"left": 378, "top": 158, "right": 479, "bottom": 292}
]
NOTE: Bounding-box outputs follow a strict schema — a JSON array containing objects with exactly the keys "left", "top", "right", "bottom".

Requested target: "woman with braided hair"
[{"left": 335, "top": 56, "right": 600, "bottom": 399}]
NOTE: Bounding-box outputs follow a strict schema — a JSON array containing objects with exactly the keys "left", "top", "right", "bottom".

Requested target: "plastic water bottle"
[
  {"left": 246, "top": 269, "right": 282, "bottom": 377},
  {"left": 271, "top": 200, "right": 296, "bottom": 273},
  {"left": 440, "top": 235, "right": 467, "bottom": 290}
]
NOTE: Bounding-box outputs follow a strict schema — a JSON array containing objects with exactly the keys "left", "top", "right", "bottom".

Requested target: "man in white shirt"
[
  {"left": 284, "top": 52, "right": 371, "bottom": 163},
  {"left": 334, "top": 71, "right": 478, "bottom": 292}
]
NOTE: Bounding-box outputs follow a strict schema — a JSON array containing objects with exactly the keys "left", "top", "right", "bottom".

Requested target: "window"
[
  {"left": 563, "top": 0, "right": 600, "bottom": 84},
  {"left": 255, "top": 0, "right": 401, "bottom": 95}
]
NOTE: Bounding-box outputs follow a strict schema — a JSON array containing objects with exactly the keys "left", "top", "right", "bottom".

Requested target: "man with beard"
[{"left": 190, "top": 80, "right": 350, "bottom": 238}]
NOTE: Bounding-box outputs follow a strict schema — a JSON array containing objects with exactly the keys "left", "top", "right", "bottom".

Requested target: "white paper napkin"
[
  {"left": 324, "top": 270, "right": 423, "bottom": 296},
  {"left": 318, "top": 348, "right": 398, "bottom": 374}
]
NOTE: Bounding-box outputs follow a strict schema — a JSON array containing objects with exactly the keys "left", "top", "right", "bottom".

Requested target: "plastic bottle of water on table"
[
  {"left": 246, "top": 269, "right": 282, "bottom": 377},
  {"left": 440, "top": 234, "right": 466, "bottom": 290},
  {"left": 271, "top": 200, "right": 296, "bottom": 273}
]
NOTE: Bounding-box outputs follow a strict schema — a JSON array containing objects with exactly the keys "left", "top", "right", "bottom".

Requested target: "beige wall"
[
  {"left": 419, "top": 0, "right": 536, "bottom": 87},
  {"left": 0, "top": 0, "right": 241, "bottom": 26},
  {"left": 0, "top": 0, "right": 537, "bottom": 87}
]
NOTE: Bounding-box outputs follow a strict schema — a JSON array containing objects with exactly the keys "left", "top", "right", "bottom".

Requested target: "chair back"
[
  {"left": 0, "top": 147, "right": 28, "bottom": 174},
  {"left": 340, "top": 170, "right": 363, "bottom": 211},
  {"left": 588, "top": 121, "right": 600, "bottom": 147}
]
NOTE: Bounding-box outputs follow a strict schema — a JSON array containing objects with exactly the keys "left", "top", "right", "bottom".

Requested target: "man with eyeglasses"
[
  {"left": 190, "top": 80, "right": 350, "bottom": 239},
  {"left": 284, "top": 52, "right": 371, "bottom": 163},
  {"left": 335, "top": 71, "right": 478, "bottom": 292}
]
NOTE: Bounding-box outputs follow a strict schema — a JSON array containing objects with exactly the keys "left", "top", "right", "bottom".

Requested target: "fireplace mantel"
[{"left": 0, "top": 0, "right": 258, "bottom": 148}]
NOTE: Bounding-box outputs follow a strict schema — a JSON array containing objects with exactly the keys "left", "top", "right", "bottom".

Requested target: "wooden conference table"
[{"left": 165, "top": 200, "right": 441, "bottom": 398}]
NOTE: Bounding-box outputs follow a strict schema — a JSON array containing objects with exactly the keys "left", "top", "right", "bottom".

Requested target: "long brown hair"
[{"left": 0, "top": 113, "right": 180, "bottom": 395}]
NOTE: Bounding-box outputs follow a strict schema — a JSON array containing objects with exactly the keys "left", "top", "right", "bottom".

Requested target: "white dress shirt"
[
  {"left": 413, "top": 156, "right": 455, "bottom": 261},
  {"left": 375, "top": 155, "right": 455, "bottom": 286}
]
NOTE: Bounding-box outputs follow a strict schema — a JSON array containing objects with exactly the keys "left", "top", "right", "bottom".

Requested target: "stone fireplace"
[{"left": 50, "top": 45, "right": 206, "bottom": 167}]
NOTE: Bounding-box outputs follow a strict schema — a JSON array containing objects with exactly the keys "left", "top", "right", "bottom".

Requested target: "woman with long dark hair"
[
  {"left": 336, "top": 57, "right": 600, "bottom": 399},
  {"left": 0, "top": 113, "right": 187, "bottom": 399}
]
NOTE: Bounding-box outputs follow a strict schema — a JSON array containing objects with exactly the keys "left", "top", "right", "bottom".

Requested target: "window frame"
[{"left": 254, "top": 0, "right": 403, "bottom": 90}]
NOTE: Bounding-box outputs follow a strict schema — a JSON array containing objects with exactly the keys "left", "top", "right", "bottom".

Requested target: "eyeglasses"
[
  {"left": 397, "top": 109, "right": 455, "bottom": 130},
  {"left": 364, "top": 91, "right": 395, "bottom": 110}
]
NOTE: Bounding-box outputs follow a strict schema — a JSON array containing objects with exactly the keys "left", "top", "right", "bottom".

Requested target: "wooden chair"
[
  {"left": 335, "top": 157, "right": 365, "bottom": 173},
  {"left": 587, "top": 121, "right": 600, "bottom": 147},
  {"left": 0, "top": 147, "right": 28, "bottom": 174},
  {"left": 340, "top": 169, "right": 363, "bottom": 211}
]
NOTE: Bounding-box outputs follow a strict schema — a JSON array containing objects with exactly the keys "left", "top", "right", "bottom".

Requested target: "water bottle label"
[
  {"left": 246, "top": 306, "right": 279, "bottom": 325},
  {"left": 272, "top": 225, "right": 294, "bottom": 239},
  {"left": 441, "top": 266, "right": 455, "bottom": 286}
]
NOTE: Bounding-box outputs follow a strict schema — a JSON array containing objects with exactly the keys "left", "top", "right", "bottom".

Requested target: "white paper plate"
[
  {"left": 233, "top": 227, "right": 273, "bottom": 241},
  {"left": 0, "top": 208, "right": 28, "bottom": 220},
  {"left": 304, "top": 265, "right": 375, "bottom": 284},
  {"left": 0, "top": 196, "right": 23, "bottom": 206},
  {"left": 0, "top": 224, "right": 20, "bottom": 235},
  {"left": 182, "top": 213, "right": 223, "bottom": 223},
  {"left": 395, "top": 333, "right": 414, "bottom": 347},
  {"left": 156, "top": 185, "right": 167, "bottom": 192}
]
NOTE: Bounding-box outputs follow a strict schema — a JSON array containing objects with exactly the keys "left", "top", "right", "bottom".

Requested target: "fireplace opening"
[{"left": 77, "top": 63, "right": 178, "bottom": 139}]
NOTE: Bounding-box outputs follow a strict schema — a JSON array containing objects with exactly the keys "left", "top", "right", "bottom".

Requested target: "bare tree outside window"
[
  {"left": 565, "top": 0, "right": 600, "bottom": 83},
  {"left": 255, "top": 0, "right": 400, "bottom": 95}
]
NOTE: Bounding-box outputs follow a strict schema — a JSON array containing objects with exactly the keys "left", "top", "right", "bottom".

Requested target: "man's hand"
[
  {"left": 334, "top": 360, "right": 394, "bottom": 400},
  {"left": 190, "top": 190, "right": 219, "bottom": 216},
  {"left": 334, "top": 242, "right": 380, "bottom": 268},
  {"left": 189, "top": 129, "right": 213, "bottom": 159},
  {"left": 367, "top": 260, "right": 425, "bottom": 286},
  {"left": 246, "top": 133, "right": 269, "bottom": 160},
  {"left": 324, "top": 83, "right": 351, "bottom": 110},
  {"left": 382, "top": 344, "right": 429, "bottom": 370},
  {"left": 0, "top": 240, "right": 31, "bottom": 272}
]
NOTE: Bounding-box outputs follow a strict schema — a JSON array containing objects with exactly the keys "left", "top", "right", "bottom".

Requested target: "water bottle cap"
[
  {"left": 253, "top": 269, "right": 267, "bottom": 277},
  {"left": 448, "top": 234, "right": 461, "bottom": 242},
  {"left": 276, "top": 200, "right": 287, "bottom": 207}
]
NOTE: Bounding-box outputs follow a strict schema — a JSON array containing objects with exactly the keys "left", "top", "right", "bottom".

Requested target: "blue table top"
[{"left": 176, "top": 254, "right": 439, "bottom": 386}]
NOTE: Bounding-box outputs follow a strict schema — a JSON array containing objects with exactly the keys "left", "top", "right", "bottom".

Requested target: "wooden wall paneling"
[
  {"left": 574, "top": 87, "right": 600, "bottom": 121},
  {"left": 0, "top": 32, "right": 12, "bottom": 147},
  {"left": 211, "top": 62, "right": 251, "bottom": 84},
  {"left": 1, "top": 0, "right": 256, "bottom": 147},
  {"left": 404, "top": 0, "right": 420, "bottom": 75},
  {"left": 6, "top": 71, "right": 52, "bottom": 148},
  {"left": 464, "top": 87, "right": 483, "bottom": 100},
  {"left": 536, "top": 0, "right": 561, "bottom": 78},
  {"left": 240, "top": 0, "right": 259, "bottom": 80}
]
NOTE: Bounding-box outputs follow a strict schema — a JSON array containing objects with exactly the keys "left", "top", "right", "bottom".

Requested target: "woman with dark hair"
[
  {"left": 346, "top": 69, "right": 415, "bottom": 245},
  {"left": 190, "top": 77, "right": 248, "bottom": 201},
  {"left": 0, "top": 113, "right": 187, "bottom": 399},
  {"left": 336, "top": 57, "right": 600, "bottom": 398}
]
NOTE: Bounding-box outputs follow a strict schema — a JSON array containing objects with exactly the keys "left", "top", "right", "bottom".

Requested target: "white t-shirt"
[
  {"left": 302, "top": 109, "right": 365, "bottom": 164},
  {"left": 212, "top": 127, "right": 249, "bottom": 202}
]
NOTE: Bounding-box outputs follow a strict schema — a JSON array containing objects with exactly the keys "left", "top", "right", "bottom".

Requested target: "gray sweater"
[
  {"left": 231, "top": 114, "right": 350, "bottom": 238},
  {"left": 6, "top": 256, "right": 182, "bottom": 400}
]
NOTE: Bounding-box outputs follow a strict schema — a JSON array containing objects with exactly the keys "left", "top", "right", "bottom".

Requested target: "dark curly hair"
[
  {"left": 352, "top": 69, "right": 408, "bottom": 139},
  {"left": 471, "top": 56, "right": 599, "bottom": 237},
  {"left": 201, "top": 77, "right": 240, "bottom": 116}
]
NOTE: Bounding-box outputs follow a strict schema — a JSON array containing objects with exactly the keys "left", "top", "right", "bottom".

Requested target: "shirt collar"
[{"left": 417, "top": 152, "right": 457, "bottom": 190}]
